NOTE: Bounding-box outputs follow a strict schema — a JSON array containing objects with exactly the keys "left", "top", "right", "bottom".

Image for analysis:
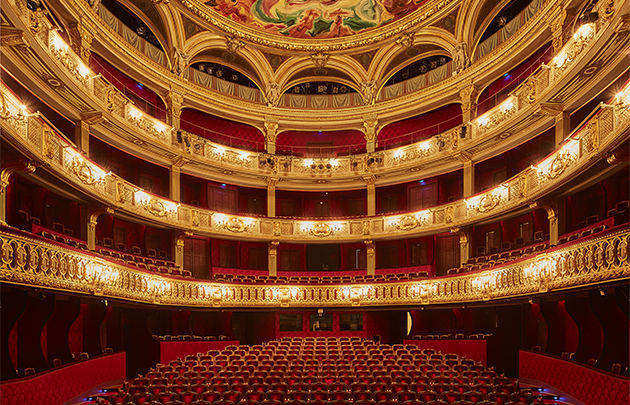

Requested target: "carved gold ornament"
[{"left": 0, "top": 229, "right": 627, "bottom": 307}]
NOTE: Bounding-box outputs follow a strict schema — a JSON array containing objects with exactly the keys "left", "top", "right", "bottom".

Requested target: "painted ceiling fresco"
[{"left": 204, "top": 0, "right": 426, "bottom": 38}]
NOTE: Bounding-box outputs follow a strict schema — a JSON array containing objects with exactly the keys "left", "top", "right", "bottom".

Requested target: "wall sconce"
[{"left": 614, "top": 85, "right": 630, "bottom": 106}]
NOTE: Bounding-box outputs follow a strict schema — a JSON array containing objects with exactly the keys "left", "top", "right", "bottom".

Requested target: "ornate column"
[
  {"left": 267, "top": 177, "right": 277, "bottom": 217},
  {"left": 174, "top": 234, "right": 185, "bottom": 269},
  {"left": 168, "top": 87, "right": 184, "bottom": 130},
  {"left": 458, "top": 230, "right": 471, "bottom": 266},
  {"left": 169, "top": 165, "right": 181, "bottom": 202},
  {"left": 554, "top": 111, "right": 570, "bottom": 146},
  {"left": 365, "top": 240, "right": 375, "bottom": 276},
  {"left": 363, "top": 114, "right": 378, "bottom": 153},
  {"left": 550, "top": 9, "right": 567, "bottom": 53},
  {"left": 74, "top": 111, "right": 103, "bottom": 156},
  {"left": 463, "top": 159, "right": 475, "bottom": 197},
  {"left": 459, "top": 83, "right": 477, "bottom": 122},
  {"left": 264, "top": 118, "right": 278, "bottom": 154},
  {"left": 69, "top": 19, "right": 93, "bottom": 62},
  {"left": 0, "top": 168, "right": 14, "bottom": 226},
  {"left": 544, "top": 204, "right": 559, "bottom": 245},
  {"left": 0, "top": 163, "right": 35, "bottom": 225},
  {"left": 87, "top": 212, "right": 101, "bottom": 250},
  {"left": 364, "top": 175, "right": 376, "bottom": 216},
  {"left": 541, "top": 102, "right": 569, "bottom": 146},
  {"left": 268, "top": 240, "right": 279, "bottom": 276}
]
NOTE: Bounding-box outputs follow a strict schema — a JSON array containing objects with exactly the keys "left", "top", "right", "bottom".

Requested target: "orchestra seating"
[{"left": 90, "top": 337, "right": 556, "bottom": 405}]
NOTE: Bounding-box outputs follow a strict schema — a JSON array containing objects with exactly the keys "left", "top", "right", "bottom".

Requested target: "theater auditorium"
[{"left": 0, "top": 0, "right": 628, "bottom": 403}]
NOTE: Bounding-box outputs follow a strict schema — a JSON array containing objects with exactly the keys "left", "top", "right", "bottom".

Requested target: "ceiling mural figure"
[{"left": 204, "top": 0, "right": 426, "bottom": 38}]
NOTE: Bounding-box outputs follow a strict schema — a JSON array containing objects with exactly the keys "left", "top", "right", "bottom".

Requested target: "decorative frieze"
[{"left": 0, "top": 228, "right": 627, "bottom": 307}]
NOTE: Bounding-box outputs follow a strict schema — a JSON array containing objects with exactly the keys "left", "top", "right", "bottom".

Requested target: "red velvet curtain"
[
  {"left": 276, "top": 130, "right": 366, "bottom": 156},
  {"left": 180, "top": 108, "right": 264, "bottom": 152},
  {"left": 476, "top": 43, "right": 552, "bottom": 114},
  {"left": 89, "top": 53, "right": 166, "bottom": 119},
  {"left": 377, "top": 103, "right": 462, "bottom": 150}
]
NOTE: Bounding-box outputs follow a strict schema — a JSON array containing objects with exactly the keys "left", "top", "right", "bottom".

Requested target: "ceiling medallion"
[{"left": 180, "top": 0, "right": 459, "bottom": 51}]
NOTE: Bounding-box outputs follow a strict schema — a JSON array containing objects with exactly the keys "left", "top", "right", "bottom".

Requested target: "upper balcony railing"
[
  {"left": 0, "top": 226, "right": 627, "bottom": 307},
  {"left": 6, "top": 0, "right": 621, "bottom": 188},
  {"left": 37, "top": 19, "right": 607, "bottom": 175},
  {"left": 1, "top": 65, "right": 628, "bottom": 243}
]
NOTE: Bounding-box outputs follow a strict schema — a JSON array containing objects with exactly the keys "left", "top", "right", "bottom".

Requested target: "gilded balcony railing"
[
  {"left": 4, "top": 0, "right": 620, "bottom": 186},
  {"left": 0, "top": 228, "right": 627, "bottom": 307},
  {"left": 1, "top": 80, "right": 629, "bottom": 242}
]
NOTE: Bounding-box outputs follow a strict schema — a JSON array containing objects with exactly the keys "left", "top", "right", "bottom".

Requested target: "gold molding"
[
  {"left": 0, "top": 227, "right": 627, "bottom": 307},
  {"left": 1, "top": 78, "right": 628, "bottom": 242}
]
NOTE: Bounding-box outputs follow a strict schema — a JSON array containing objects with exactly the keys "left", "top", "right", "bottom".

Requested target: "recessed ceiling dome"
[{"left": 200, "top": 0, "right": 427, "bottom": 39}]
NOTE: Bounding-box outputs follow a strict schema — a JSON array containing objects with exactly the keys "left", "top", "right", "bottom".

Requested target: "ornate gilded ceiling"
[{"left": 200, "top": 0, "right": 429, "bottom": 39}]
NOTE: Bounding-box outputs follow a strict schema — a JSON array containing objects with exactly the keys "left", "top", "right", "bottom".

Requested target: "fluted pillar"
[
  {"left": 75, "top": 120, "right": 90, "bottom": 156},
  {"left": 267, "top": 177, "right": 277, "bottom": 217},
  {"left": 268, "top": 241, "right": 279, "bottom": 276},
  {"left": 554, "top": 111, "right": 570, "bottom": 146}
]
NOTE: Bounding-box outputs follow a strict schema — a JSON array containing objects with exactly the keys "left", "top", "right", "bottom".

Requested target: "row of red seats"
[
  {"left": 209, "top": 271, "right": 429, "bottom": 285},
  {"left": 92, "top": 338, "right": 552, "bottom": 405}
]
